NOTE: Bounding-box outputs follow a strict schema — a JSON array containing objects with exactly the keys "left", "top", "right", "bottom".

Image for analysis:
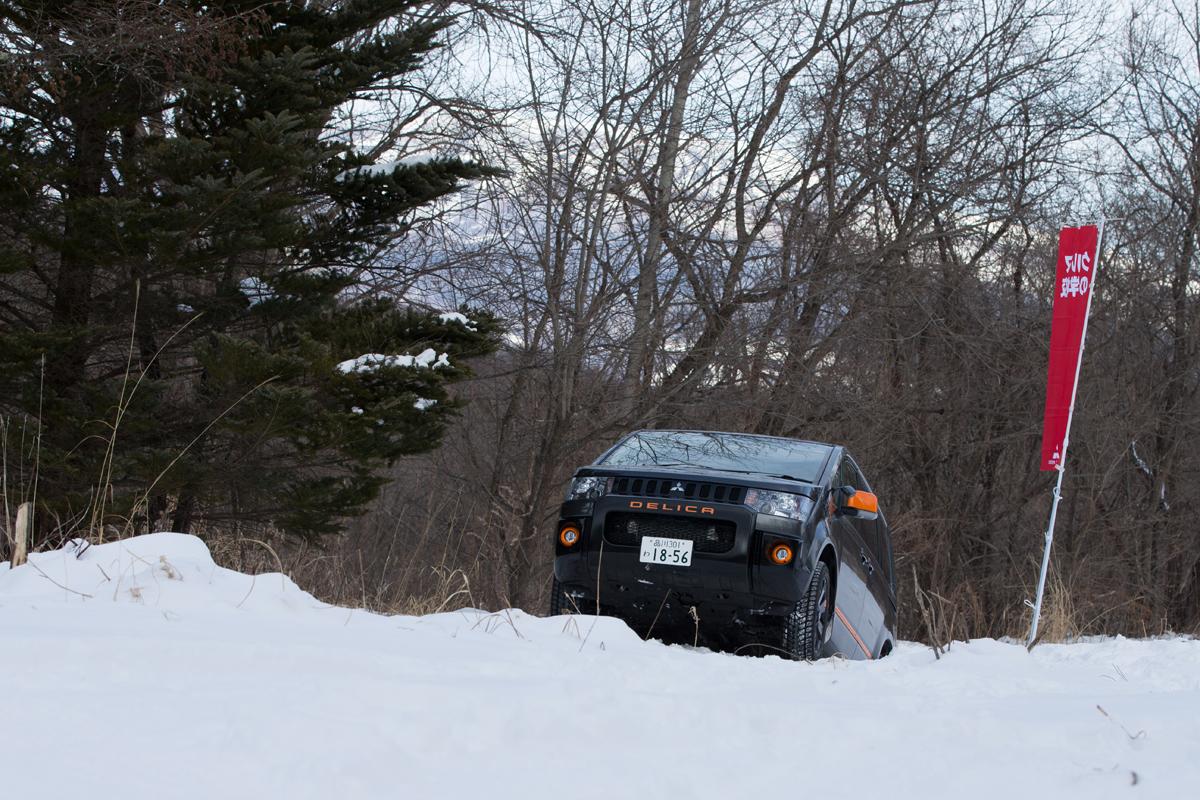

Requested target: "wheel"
[
  {"left": 782, "top": 561, "right": 833, "bottom": 661},
  {"left": 549, "top": 577, "right": 573, "bottom": 615}
]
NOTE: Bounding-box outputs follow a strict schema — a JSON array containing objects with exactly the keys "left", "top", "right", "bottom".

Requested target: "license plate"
[{"left": 639, "top": 536, "right": 693, "bottom": 567}]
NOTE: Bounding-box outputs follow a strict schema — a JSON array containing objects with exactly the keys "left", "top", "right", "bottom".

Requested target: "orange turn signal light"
[
  {"left": 768, "top": 542, "right": 795, "bottom": 565},
  {"left": 847, "top": 490, "right": 879, "bottom": 519},
  {"left": 559, "top": 525, "right": 581, "bottom": 547}
]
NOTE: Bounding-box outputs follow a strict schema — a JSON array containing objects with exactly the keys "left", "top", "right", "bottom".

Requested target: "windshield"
[{"left": 600, "top": 430, "right": 831, "bottom": 483}]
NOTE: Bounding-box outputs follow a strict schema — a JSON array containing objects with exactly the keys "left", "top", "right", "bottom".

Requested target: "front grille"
[
  {"left": 610, "top": 476, "right": 745, "bottom": 505},
  {"left": 604, "top": 512, "right": 737, "bottom": 554}
]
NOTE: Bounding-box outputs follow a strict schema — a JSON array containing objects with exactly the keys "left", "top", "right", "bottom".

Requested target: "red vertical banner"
[{"left": 1040, "top": 225, "right": 1100, "bottom": 470}]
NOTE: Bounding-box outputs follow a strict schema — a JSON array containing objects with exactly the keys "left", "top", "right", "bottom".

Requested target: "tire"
[
  {"left": 782, "top": 561, "right": 833, "bottom": 661},
  {"left": 549, "top": 577, "right": 573, "bottom": 615}
]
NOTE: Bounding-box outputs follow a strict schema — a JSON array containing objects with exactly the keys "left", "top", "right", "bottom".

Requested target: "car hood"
[{"left": 576, "top": 464, "right": 819, "bottom": 498}]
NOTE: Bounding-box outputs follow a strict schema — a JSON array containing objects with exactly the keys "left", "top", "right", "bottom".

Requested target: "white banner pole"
[{"left": 1028, "top": 218, "right": 1105, "bottom": 648}]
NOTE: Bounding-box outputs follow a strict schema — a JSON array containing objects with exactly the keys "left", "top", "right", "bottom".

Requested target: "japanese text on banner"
[{"left": 1040, "top": 225, "right": 1099, "bottom": 471}]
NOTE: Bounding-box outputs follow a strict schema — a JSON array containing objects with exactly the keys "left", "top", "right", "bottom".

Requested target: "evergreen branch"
[{"left": 123, "top": 375, "right": 280, "bottom": 537}]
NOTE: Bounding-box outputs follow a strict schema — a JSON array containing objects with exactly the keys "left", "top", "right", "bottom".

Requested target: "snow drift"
[{"left": 2, "top": 534, "right": 1198, "bottom": 799}]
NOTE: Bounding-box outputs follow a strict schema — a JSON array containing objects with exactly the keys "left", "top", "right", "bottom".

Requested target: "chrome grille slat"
[{"left": 610, "top": 475, "right": 743, "bottom": 505}]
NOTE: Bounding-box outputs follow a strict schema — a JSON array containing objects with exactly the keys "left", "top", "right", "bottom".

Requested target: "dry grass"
[
  {"left": 1031, "top": 572, "right": 1083, "bottom": 644},
  {"left": 206, "top": 499, "right": 490, "bottom": 616},
  {"left": 1, "top": 406, "right": 42, "bottom": 563}
]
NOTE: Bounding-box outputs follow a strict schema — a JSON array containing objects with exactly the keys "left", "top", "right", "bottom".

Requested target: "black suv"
[{"left": 550, "top": 429, "right": 897, "bottom": 660}]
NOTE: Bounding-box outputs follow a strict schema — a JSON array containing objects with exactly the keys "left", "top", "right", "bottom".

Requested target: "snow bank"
[
  {"left": 2, "top": 534, "right": 1198, "bottom": 800},
  {"left": 0, "top": 532, "right": 319, "bottom": 615}
]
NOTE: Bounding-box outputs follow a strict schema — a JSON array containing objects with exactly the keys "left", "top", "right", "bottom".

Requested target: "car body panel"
[{"left": 552, "top": 430, "right": 898, "bottom": 659}]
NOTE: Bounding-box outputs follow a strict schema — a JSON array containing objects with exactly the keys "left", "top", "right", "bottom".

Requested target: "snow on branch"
[{"left": 336, "top": 349, "right": 451, "bottom": 374}]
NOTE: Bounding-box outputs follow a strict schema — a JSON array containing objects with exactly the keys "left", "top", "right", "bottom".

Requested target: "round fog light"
[
  {"left": 769, "top": 542, "right": 794, "bottom": 565},
  {"left": 559, "top": 525, "right": 581, "bottom": 547}
]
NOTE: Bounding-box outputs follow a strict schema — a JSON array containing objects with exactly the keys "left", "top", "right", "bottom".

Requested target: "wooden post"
[{"left": 11, "top": 501, "right": 30, "bottom": 567}]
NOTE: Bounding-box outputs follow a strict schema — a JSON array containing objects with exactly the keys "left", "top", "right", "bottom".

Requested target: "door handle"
[{"left": 859, "top": 551, "right": 874, "bottom": 575}]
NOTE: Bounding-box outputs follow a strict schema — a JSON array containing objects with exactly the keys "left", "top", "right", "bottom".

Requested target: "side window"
[
  {"left": 847, "top": 458, "right": 871, "bottom": 493},
  {"left": 880, "top": 521, "right": 896, "bottom": 593},
  {"left": 834, "top": 458, "right": 856, "bottom": 491},
  {"left": 828, "top": 457, "right": 855, "bottom": 516},
  {"left": 846, "top": 457, "right": 890, "bottom": 582}
]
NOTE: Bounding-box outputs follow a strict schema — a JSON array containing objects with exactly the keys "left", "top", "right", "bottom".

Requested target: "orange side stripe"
[{"left": 834, "top": 606, "right": 874, "bottom": 660}]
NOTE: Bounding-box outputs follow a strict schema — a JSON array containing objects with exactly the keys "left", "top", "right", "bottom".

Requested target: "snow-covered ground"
[{"left": 2, "top": 534, "right": 1197, "bottom": 799}]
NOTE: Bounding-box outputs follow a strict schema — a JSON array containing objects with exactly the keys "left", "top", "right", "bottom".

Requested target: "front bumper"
[{"left": 552, "top": 494, "right": 810, "bottom": 624}]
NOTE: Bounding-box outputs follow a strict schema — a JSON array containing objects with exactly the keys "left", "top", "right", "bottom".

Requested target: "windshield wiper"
[{"left": 712, "top": 468, "right": 806, "bottom": 482}]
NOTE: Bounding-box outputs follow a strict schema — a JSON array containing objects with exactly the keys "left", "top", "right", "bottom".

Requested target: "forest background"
[{"left": 2, "top": 0, "right": 1198, "bottom": 645}]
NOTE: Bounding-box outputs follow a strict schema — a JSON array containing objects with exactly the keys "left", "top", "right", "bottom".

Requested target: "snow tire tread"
[
  {"left": 783, "top": 561, "right": 830, "bottom": 661},
  {"left": 549, "top": 577, "right": 571, "bottom": 615}
]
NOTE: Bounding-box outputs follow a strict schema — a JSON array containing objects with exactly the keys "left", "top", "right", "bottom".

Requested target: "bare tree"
[{"left": 206, "top": 0, "right": 1200, "bottom": 640}]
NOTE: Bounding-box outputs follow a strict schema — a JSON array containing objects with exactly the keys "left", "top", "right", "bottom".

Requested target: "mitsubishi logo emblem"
[{"left": 670, "top": 482, "right": 685, "bottom": 495}]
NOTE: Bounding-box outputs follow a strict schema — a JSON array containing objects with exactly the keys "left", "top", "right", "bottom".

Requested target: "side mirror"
[{"left": 837, "top": 487, "right": 879, "bottom": 521}]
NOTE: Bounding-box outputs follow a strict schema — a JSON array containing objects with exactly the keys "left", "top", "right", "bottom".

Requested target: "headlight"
[
  {"left": 744, "top": 489, "right": 813, "bottom": 522},
  {"left": 565, "top": 476, "right": 609, "bottom": 500}
]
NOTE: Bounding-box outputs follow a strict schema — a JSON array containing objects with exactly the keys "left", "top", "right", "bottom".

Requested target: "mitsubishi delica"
[{"left": 550, "top": 429, "right": 897, "bottom": 660}]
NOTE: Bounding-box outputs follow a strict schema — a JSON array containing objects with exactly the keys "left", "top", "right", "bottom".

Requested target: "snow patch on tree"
[
  {"left": 239, "top": 276, "right": 275, "bottom": 306},
  {"left": 336, "top": 349, "right": 450, "bottom": 374},
  {"left": 438, "top": 311, "right": 478, "bottom": 330},
  {"left": 337, "top": 154, "right": 442, "bottom": 181}
]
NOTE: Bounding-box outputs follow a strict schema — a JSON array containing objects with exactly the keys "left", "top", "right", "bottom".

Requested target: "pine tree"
[{"left": 0, "top": 1, "right": 501, "bottom": 542}]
